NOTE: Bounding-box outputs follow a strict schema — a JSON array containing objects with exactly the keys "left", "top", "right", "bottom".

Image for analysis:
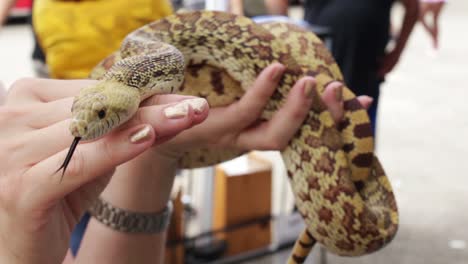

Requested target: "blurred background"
[{"left": 0, "top": 0, "right": 467, "bottom": 263}]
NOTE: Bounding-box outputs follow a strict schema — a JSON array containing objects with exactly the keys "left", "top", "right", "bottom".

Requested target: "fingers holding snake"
[
  {"left": 321, "top": 82, "right": 373, "bottom": 122},
  {"left": 27, "top": 95, "right": 208, "bottom": 203},
  {"left": 321, "top": 82, "right": 345, "bottom": 122},
  {"left": 139, "top": 93, "right": 198, "bottom": 107},
  {"left": 235, "top": 77, "right": 316, "bottom": 151},
  {"left": 24, "top": 124, "right": 156, "bottom": 207},
  {"left": 234, "top": 78, "right": 373, "bottom": 151},
  {"left": 120, "top": 97, "right": 209, "bottom": 144},
  {"left": 227, "top": 63, "right": 286, "bottom": 130},
  {"left": 355, "top": 95, "right": 374, "bottom": 111},
  {"left": 160, "top": 63, "right": 289, "bottom": 153},
  {"left": 5, "top": 78, "right": 96, "bottom": 106},
  {"left": 24, "top": 97, "right": 75, "bottom": 129},
  {"left": 4, "top": 93, "right": 208, "bottom": 175}
]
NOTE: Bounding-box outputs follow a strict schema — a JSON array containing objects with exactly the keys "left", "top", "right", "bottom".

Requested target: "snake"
[{"left": 59, "top": 11, "right": 399, "bottom": 263}]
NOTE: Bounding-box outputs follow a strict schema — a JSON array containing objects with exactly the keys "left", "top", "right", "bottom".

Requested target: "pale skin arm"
[
  {"left": 70, "top": 64, "right": 372, "bottom": 264},
  {"left": 378, "top": 0, "right": 419, "bottom": 77},
  {"left": 229, "top": 0, "right": 244, "bottom": 16},
  {"left": 265, "top": 0, "right": 289, "bottom": 16},
  {"left": 0, "top": 0, "right": 16, "bottom": 27},
  {"left": 0, "top": 78, "right": 209, "bottom": 264}
]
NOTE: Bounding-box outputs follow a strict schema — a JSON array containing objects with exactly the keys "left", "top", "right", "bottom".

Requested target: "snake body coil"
[{"left": 70, "top": 11, "right": 398, "bottom": 263}]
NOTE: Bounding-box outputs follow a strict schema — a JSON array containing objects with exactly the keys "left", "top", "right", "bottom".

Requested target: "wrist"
[
  {"left": 89, "top": 197, "right": 173, "bottom": 234},
  {"left": 100, "top": 151, "right": 178, "bottom": 212},
  {"left": 0, "top": 225, "right": 34, "bottom": 264}
]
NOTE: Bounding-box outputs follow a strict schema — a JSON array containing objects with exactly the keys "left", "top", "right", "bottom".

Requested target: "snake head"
[
  {"left": 56, "top": 81, "right": 139, "bottom": 179},
  {"left": 70, "top": 81, "right": 140, "bottom": 140}
]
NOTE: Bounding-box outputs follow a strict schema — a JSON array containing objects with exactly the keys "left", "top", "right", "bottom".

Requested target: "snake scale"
[{"left": 64, "top": 11, "right": 398, "bottom": 263}]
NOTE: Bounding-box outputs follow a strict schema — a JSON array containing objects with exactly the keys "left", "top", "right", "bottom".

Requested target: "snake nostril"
[{"left": 71, "top": 126, "right": 78, "bottom": 136}]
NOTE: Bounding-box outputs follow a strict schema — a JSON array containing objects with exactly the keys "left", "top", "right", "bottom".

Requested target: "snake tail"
[{"left": 288, "top": 229, "right": 317, "bottom": 264}]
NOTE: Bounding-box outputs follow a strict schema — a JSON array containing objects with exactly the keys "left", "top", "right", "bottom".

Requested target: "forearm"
[
  {"left": 0, "top": 0, "right": 16, "bottom": 25},
  {"left": 229, "top": 0, "right": 244, "bottom": 15},
  {"left": 395, "top": 0, "right": 419, "bottom": 52},
  {"left": 265, "top": 0, "right": 289, "bottom": 15},
  {"left": 74, "top": 221, "right": 168, "bottom": 264},
  {"left": 74, "top": 153, "right": 178, "bottom": 264}
]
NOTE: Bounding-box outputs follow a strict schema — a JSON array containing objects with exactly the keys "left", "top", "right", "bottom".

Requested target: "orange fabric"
[{"left": 33, "top": 0, "right": 173, "bottom": 79}]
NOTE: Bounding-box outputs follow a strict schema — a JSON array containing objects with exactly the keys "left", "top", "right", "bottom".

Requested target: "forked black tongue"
[{"left": 56, "top": 137, "right": 81, "bottom": 181}]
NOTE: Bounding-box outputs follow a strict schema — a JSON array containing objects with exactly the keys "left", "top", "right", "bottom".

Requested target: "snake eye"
[{"left": 98, "top": 109, "right": 106, "bottom": 119}]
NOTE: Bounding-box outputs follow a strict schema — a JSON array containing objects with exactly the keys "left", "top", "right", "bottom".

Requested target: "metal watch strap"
[{"left": 89, "top": 197, "right": 173, "bottom": 234}]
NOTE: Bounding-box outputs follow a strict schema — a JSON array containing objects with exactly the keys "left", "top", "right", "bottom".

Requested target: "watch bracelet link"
[{"left": 88, "top": 197, "right": 173, "bottom": 234}]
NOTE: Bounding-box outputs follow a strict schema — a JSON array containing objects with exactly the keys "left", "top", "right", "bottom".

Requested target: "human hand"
[
  {"left": 109, "top": 63, "right": 373, "bottom": 191},
  {"left": 154, "top": 63, "right": 373, "bottom": 156},
  {"left": 419, "top": 1, "right": 445, "bottom": 49},
  {"left": 0, "top": 78, "right": 208, "bottom": 263}
]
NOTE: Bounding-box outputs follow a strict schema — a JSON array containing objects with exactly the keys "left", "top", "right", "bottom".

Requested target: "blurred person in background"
[
  {"left": 229, "top": 0, "right": 289, "bottom": 17},
  {"left": 267, "top": 0, "right": 419, "bottom": 135},
  {"left": 0, "top": 0, "right": 48, "bottom": 76},
  {"left": 303, "top": 0, "right": 419, "bottom": 135},
  {"left": 419, "top": 0, "right": 445, "bottom": 49},
  {"left": 32, "top": 0, "right": 173, "bottom": 79},
  {"left": 0, "top": 0, "right": 174, "bottom": 79},
  {"left": 0, "top": 0, "right": 16, "bottom": 26}
]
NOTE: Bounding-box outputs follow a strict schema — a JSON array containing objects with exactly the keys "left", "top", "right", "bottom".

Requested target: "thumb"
[{"left": 26, "top": 124, "right": 156, "bottom": 206}]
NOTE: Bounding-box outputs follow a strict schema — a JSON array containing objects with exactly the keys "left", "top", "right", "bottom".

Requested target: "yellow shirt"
[{"left": 33, "top": 0, "right": 173, "bottom": 79}]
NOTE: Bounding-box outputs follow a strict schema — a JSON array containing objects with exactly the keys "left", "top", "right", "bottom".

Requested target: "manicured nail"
[
  {"left": 303, "top": 79, "right": 316, "bottom": 99},
  {"left": 334, "top": 85, "right": 343, "bottom": 102},
  {"left": 270, "top": 64, "right": 285, "bottom": 82},
  {"left": 186, "top": 98, "right": 208, "bottom": 114},
  {"left": 130, "top": 125, "right": 152, "bottom": 143},
  {"left": 164, "top": 102, "right": 189, "bottom": 119},
  {"left": 164, "top": 98, "right": 208, "bottom": 119}
]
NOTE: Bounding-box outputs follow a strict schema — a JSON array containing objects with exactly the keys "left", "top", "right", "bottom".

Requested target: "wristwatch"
[{"left": 89, "top": 197, "right": 173, "bottom": 234}]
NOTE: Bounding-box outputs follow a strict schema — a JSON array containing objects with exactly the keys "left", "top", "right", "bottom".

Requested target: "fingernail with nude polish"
[
  {"left": 334, "top": 85, "right": 343, "bottom": 102},
  {"left": 186, "top": 98, "right": 208, "bottom": 114},
  {"left": 164, "top": 98, "right": 207, "bottom": 119},
  {"left": 130, "top": 125, "right": 152, "bottom": 144},
  {"left": 270, "top": 64, "right": 285, "bottom": 82},
  {"left": 303, "top": 79, "right": 316, "bottom": 99}
]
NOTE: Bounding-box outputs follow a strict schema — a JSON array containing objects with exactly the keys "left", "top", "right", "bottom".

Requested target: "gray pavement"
[{"left": 0, "top": 2, "right": 467, "bottom": 263}]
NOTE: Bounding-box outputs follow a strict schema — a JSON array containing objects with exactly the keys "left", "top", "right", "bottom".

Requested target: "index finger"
[
  {"left": 6, "top": 78, "right": 97, "bottom": 105},
  {"left": 227, "top": 63, "right": 285, "bottom": 129}
]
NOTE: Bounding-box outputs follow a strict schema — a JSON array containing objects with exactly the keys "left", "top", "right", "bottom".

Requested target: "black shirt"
[{"left": 303, "top": 0, "right": 395, "bottom": 97}]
